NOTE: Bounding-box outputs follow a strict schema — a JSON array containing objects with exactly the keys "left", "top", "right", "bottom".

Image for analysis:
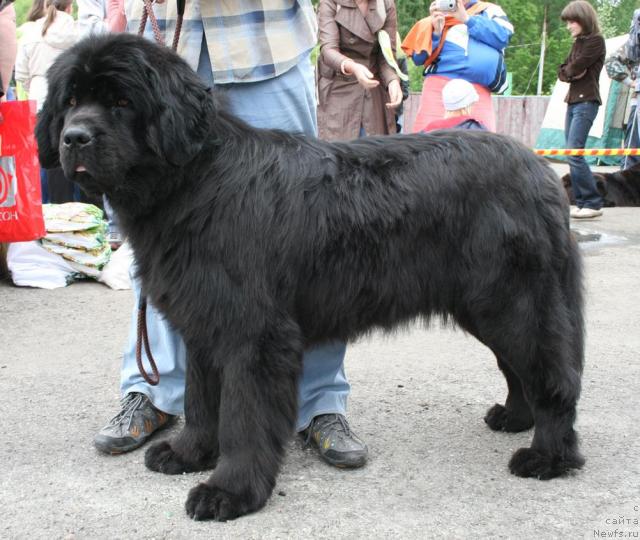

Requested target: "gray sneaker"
[
  {"left": 302, "top": 414, "right": 368, "bottom": 469},
  {"left": 94, "top": 392, "right": 175, "bottom": 454}
]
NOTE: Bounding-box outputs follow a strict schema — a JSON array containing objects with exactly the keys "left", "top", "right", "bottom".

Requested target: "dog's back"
[{"left": 274, "top": 130, "right": 577, "bottom": 346}]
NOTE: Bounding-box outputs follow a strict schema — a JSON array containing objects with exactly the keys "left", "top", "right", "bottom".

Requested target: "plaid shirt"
[{"left": 126, "top": 0, "right": 317, "bottom": 84}]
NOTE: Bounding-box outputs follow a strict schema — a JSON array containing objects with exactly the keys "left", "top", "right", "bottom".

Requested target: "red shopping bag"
[{"left": 0, "top": 100, "right": 45, "bottom": 242}]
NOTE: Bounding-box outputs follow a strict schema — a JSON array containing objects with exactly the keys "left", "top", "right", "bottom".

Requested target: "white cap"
[{"left": 442, "top": 79, "right": 479, "bottom": 111}]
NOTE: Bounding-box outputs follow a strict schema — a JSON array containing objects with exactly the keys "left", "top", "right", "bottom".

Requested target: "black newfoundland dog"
[
  {"left": 562, "top": 163, "right": 640, "bottom": 207},
  {"left": 36, "top": 34, "right": 585, "bottom": 521}
]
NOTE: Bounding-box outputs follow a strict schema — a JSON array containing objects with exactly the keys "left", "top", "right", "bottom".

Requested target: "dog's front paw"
[
  {"left": 145, "top": 441, "right": 218, "bottom": 474},
  {"left": 484, "top": 404, "right": 534, "bottom": 432},
  {"left": 145, "top": 441, "right": 192, "bottom": 474},
  {"left": 185, "top": 483, "right": 254, "bottom": 521},
  {"left": 508, "top": 447, "right": 584, "bottom": 480}
]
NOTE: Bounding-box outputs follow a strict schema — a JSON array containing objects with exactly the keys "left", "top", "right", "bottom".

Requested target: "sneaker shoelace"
[
  {"left": 304, "top": 414, "right": 351, "bottom": 445},
  {"left": 106, "top": 392, "right": 147, "bottom": 430}
]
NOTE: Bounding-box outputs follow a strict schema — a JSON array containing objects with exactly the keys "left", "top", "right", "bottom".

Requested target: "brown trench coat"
[{"left": 317, "top": 0, "right": 399, "bottom": 141}]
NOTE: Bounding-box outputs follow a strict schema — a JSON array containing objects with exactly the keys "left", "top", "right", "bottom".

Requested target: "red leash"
[
  {"left": 137, "top": 0, "right": 184, "bottom": 51},
  {"left": 136, "top": 296, "right": 160, "bottom": 386}
]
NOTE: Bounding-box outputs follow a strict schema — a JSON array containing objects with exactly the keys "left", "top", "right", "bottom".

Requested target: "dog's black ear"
[
  {"left": 145, "top": 61, "right": 214, "bottom": 167},
  {"left": 35, "top": 92, "right": 63, "bottom": 169},
  {"left": 34, "top": 54, "right": 72, "bottom": 169}
]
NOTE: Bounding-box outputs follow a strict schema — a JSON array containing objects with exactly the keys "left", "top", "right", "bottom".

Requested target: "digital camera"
[{"left": 434, "top": 0, "right": 456, "bottom": 11}]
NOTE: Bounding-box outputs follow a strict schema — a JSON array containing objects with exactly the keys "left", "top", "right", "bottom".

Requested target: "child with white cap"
[{"left": 423, "top": 78, "right": 487, "bottom": 132}]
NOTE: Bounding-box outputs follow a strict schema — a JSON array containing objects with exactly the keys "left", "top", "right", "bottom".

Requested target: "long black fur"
[{"left": 36, "top": 34, "right": 586, "bottom": 521}]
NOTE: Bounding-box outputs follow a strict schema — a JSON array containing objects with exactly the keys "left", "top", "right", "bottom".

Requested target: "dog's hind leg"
[
  {"left": 185, "top": 314, "right": 303, "bottom": 521},
  {"left": 484, "top": 357, "right": 534, "bottom": 432},
  {"left": 494, "top": 270, "right": 583, "bottom": 478},
  {"left": 493, "top": 310, "right": 583, "bottom": 479},
  {"left": 467, "top": 242, "right": 584, "bottom": 479},
  {"left": 508, "top": 250, "right": 585, "bottom": 480},
  {"left": 476, "top": 307, "right": 584, "bottom": 479},
  {"left": 145, "top": 349, "right": 221, "bottom": 475}
]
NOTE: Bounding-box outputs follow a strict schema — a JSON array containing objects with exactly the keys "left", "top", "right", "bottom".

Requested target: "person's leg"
[
  {"left": 566, "top": 102, "right": 602, "bottom": 212},
  {"left": 623, "top": 104, "right": 640, "bottom": 170},
  {"left": 119, "top": 277, "right": 187, "bottom": 416},
  {"left": 295, "top": 342, "right": 349, "bottom": 431},
  {"left": 565, "top": 104, "right": 582, "bottom": 207},
  {"left": 94, "top": 271, "right": 185, "bottom": 453}
]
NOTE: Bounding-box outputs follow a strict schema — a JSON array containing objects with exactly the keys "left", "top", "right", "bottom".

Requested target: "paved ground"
[{"left": 1, "top": 165, "right": 639, "bottom": 539}]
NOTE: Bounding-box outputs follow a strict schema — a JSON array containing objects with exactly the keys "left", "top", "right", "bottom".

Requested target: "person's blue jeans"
[
  {"left": 565, "top": 101, "right": 603, "bottom": 210},
  {"left": 121, "top": 46, "right": 349, "bottom": 433}
]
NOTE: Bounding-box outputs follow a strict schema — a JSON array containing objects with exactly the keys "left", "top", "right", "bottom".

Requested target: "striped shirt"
[{"left": 125, "top": 0, "right": 317, "bottom": 84}]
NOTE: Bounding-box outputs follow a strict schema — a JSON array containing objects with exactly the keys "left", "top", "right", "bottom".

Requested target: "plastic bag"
[
  {"left": 98, "top": 241, "right": 133, "bottom": 290},
  {"left": 7, "top": 240, "right": 77, "bottom": 289},
  {"left": 0, "top": 100, "right": 45, "bottom": 242}
]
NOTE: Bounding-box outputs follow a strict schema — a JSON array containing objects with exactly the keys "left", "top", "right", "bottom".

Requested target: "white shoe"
[
  {"left": 570, "top": 206, "right": 582, "bottom": 218},
  {"left": 571, "top": 207, "right": 603, "bottom": 219}
]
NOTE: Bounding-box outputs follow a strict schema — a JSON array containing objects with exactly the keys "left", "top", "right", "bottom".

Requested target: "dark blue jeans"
[{"left": 565, "top": 101, "right": 603, "bottom": 210}]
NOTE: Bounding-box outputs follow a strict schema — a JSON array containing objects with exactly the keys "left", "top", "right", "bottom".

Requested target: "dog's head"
[{"left": 35, "top": 34, "right": 214, "bottom": 199}]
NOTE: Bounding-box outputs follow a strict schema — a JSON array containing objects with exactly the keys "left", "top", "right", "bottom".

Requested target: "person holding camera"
[{"left": 402, "top": 0, "right": 513, "bottom": 133}]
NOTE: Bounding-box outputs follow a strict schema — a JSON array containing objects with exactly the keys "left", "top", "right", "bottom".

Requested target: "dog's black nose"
[{"left": 63, "top": 126, "right": 93, "bottom": 147}]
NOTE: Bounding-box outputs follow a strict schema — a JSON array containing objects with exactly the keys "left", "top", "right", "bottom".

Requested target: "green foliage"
[
  {"left": 597, "top": 0, "right": 637, "bottom": 37},
  {"left": 14, "top": 0, "right": 32, "bottom": 26}
]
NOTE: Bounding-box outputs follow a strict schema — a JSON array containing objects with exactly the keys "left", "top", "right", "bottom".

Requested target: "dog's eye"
[
  {"left": 116, "top": 98, "right": 129, "bottom": 107},
  {"left": 69, "top": 97, "right": 77, "bottom": 107}
]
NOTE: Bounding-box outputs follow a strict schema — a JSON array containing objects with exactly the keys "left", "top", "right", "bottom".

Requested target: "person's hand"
[
  {"left": 432, "top": 12, "right": 445, "bottom": 34},
  {"left": 343, "top": 60, "right": 380, "bottom": 89},
  {"left": 429, "top": 2, "right": 446, "bottom": 34},
  {"left": 452, "top": 0, "right": 469, "bottom": 23},
  {"left": 386, "top": 79, "right": 403, "bottom": 109}
]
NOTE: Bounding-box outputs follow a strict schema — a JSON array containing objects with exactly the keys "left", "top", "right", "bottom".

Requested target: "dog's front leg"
[
  {"left": 185, "top": 319, "right": 303, "bottom": 521},
  {"left": 145, "top": 347, "right": 221, "bottom": 474}
]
